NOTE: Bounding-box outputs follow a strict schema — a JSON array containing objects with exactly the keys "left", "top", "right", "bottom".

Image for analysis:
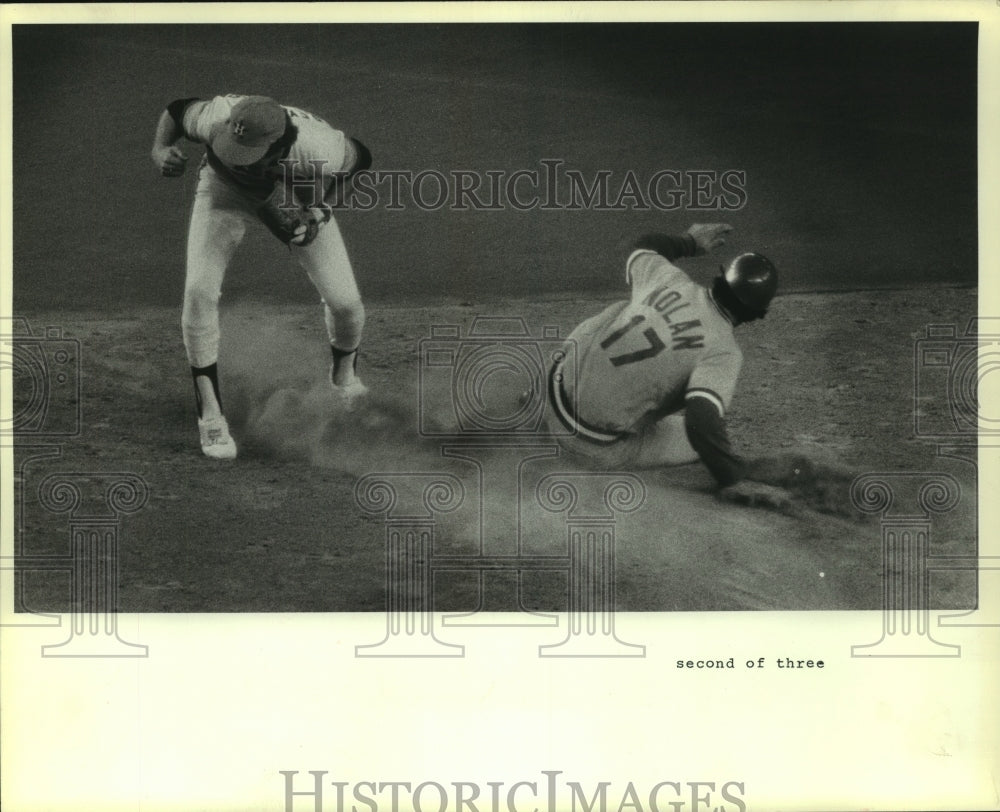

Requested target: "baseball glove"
[{"left": 256, "top": 181, "right": 331, "bottom": 247}]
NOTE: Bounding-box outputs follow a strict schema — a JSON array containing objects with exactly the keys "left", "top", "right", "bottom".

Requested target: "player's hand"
[
  {"left": 290, "top": 207, "right": 330, "bottom": 246},
  {"left": 718, "top": 479, "right": 797, "bottom": 513},
  {"left": 153, "top": 145, "right": 188, "bottom": 177},
  {"left": 686, "top": 223, "right": 733, "bottom": 255}
]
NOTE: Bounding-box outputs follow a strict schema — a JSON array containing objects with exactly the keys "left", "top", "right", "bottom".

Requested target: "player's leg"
[
  {"left": 633, "top": 413, "right": 700, "bottom": 468},
  {"left": 295, "top": 216, "right": 367, "bottom": 400},
  {"left": 181, "top": 168, "right": 248, "bottom": 458}
]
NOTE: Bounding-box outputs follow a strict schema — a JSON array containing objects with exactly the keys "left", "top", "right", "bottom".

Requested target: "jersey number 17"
[{"left": 599, "top": 315, "right": 665, "bottom": 367}]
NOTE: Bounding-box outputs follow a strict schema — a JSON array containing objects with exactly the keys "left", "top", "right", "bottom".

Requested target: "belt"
[{"left": 548, "top": 362, "right": 626, "bottom": 445}]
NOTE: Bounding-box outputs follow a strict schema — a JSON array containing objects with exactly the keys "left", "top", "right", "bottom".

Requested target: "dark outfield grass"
[{"left": 11, "top": 22, "right": 977, "bottom": 312}]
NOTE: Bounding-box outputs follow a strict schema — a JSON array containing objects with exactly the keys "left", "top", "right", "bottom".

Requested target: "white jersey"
[
  {"left": 180, "top": 94, "right": 351, "bottom": 196},
  {"left": 560, "top": 249, "right": 742, "bottom": 435}
]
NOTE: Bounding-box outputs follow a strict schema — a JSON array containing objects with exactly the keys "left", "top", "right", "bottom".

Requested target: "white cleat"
[{"left": 197, "top": 414, "right": 238, "bottom": 460}]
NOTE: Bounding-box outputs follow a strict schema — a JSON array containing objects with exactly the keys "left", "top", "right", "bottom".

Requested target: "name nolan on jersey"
[{"left": 642, "top": 285, "right": 706, "bottom": 350}]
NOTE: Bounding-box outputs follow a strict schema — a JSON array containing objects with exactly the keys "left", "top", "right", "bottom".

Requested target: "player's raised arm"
[
  {"left": 625, "top": 223, "right": 733, "bottom": 289},
  {"left": 151, "top": 105, "right": 189, "bottom": 177},
  {"left": 631, "top": 231, "right": 699, "bottom": 261},
  {"left": 630, "top": 223, "right": 732, "bottom": 262}
]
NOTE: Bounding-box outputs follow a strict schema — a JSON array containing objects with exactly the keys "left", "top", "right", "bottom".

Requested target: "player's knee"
[
  {"left": 182, "top": 288, "right": 222, "bottom": 330},
  {"left": 183, "top": 284, "right": 221, "bottom": 312},
  {"left": 330, "top": 298, "right": 365, "bottom": 329}
]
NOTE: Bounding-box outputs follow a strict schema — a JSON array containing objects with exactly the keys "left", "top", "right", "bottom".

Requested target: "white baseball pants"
[{"left": 181, "top": 164, "right": 365, "bottom": 368}]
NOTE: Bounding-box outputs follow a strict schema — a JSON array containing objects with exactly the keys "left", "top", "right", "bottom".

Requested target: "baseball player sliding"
[
  {"left": 150, "top": 94, "right": 371, "bottom": 459},
  {"left": 547, "top": 223, "right": 790, "bottom": 507}
]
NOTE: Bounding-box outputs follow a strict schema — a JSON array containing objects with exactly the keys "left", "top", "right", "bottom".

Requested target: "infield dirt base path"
[{"left": 13, "top": 285, "right": 977, "bottom": 613}]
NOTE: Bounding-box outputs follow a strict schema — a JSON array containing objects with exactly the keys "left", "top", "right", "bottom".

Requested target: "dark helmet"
[{"left": 714, "top": 253, "right": 778, "bottom": 321}]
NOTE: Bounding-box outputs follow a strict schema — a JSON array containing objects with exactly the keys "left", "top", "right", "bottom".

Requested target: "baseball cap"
[{"left": 210, "top": 96, "right": 287, "bottom": 166}]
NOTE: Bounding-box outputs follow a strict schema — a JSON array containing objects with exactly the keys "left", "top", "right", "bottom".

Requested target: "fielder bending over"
[
  {"left": 547, "top": 223, "right": 788, "bottom": 507},
  {"left": 151, "top": 94, "right": 370, "bottom": 459}
]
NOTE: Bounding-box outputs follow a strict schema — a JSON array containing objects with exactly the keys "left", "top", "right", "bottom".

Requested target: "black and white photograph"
[{"left": 2, "top": 3, "right": 998, "bottom": 811}]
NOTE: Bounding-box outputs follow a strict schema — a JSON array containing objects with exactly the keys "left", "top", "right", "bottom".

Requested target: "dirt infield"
[{"left": 12, "top": 284, "right": 977, "bottom": 613}]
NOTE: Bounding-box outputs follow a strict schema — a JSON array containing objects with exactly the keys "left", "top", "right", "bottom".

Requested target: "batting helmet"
[{"left": 720, "top": 252, "right": 778, "bottom": 316}]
